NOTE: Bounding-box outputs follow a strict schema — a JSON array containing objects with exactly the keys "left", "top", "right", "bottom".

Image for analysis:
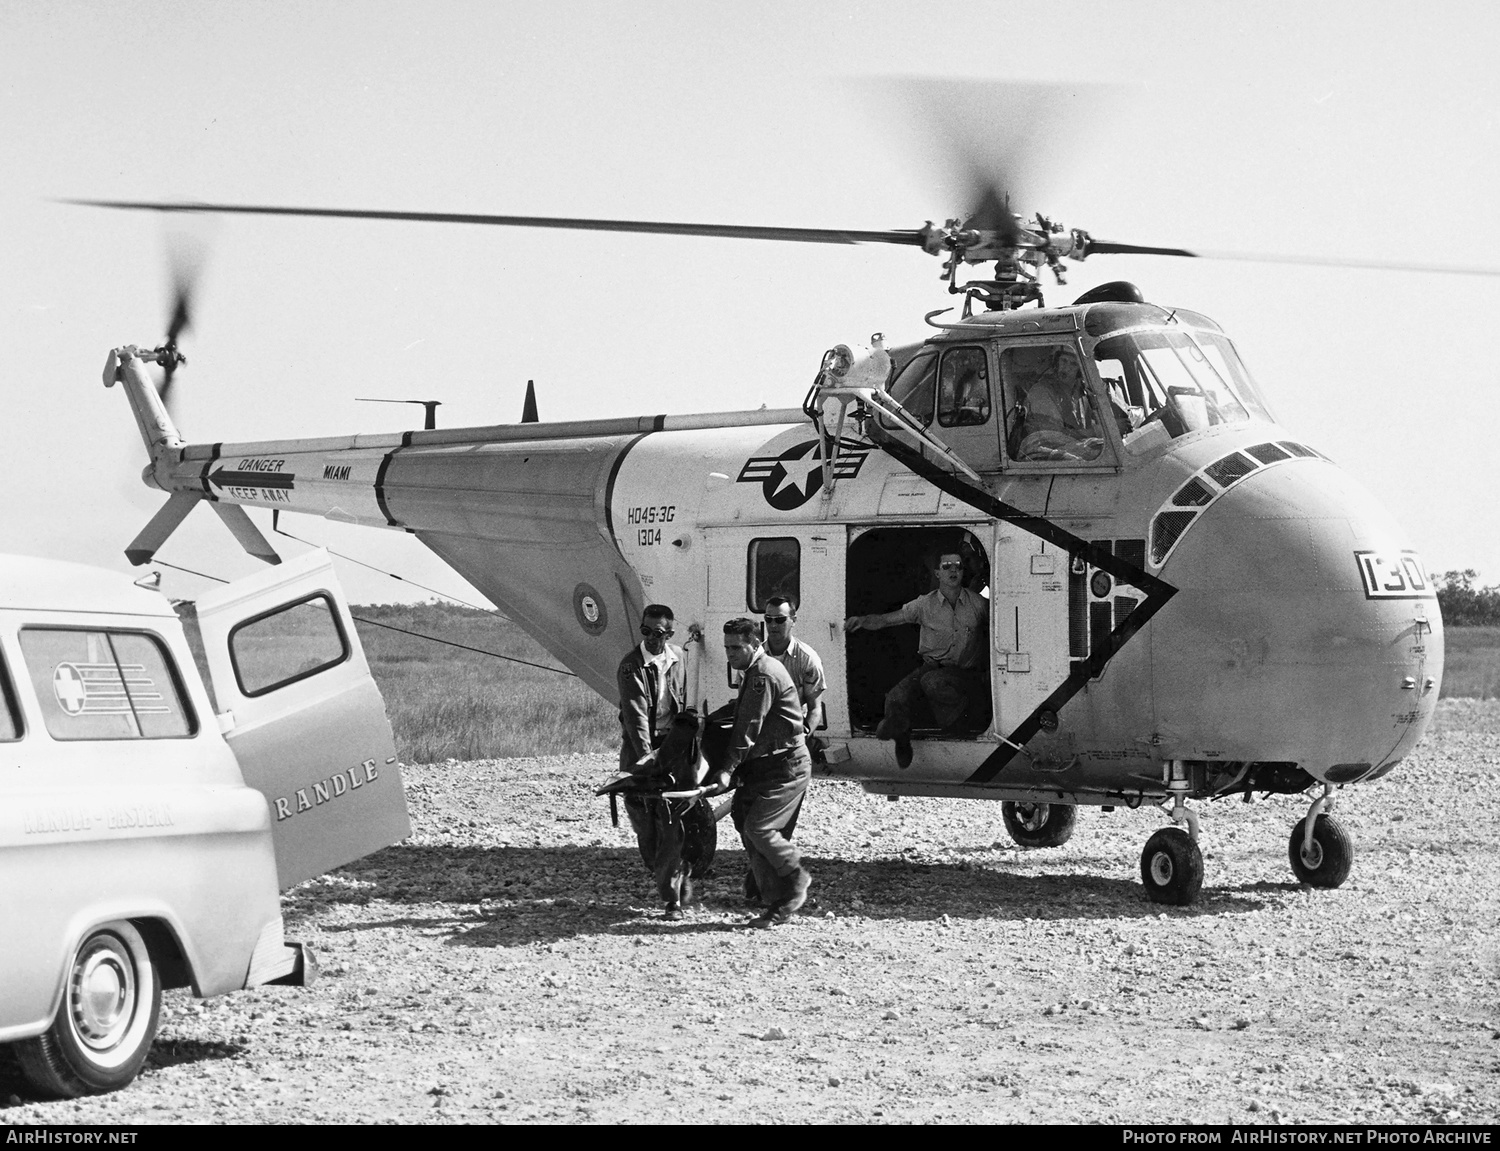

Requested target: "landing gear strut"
[
  {"left": 1139, "top": 761, "right": 1203, "bottom": 905},
  {"left": 1288, "top": 785, "right": 1354, "bottom": 888}
]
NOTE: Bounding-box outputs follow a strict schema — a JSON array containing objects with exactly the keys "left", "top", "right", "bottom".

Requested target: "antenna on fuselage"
[
  {"left": 521, "top": 379, "right": 539, "bottom": 423},
  {"left": 356, "top": 397, "right": 441, "bottom": 430}
]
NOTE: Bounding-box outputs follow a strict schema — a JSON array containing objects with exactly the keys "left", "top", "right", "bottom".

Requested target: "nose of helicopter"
[{"left": 1149, "top": 458, "right": 1442, "bottom": 783}]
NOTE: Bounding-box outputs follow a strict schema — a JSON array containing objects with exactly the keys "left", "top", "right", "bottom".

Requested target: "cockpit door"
[
  {"left": 886, "top": 344, "right": 1003, "bottom": 473},
  {"left": 193, "top": 548, "right": 409, "bottom": 889}
]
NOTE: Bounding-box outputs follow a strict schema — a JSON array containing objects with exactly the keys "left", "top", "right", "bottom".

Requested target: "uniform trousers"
[
  {"left": 878, "top": 661, "right": 981, "bottom": 735},
  {"left": 621, "top": 730, "right": 667, "bottom": 871},
  {"left": 731, "top": 751, "right": 812, "bottom": 904}
]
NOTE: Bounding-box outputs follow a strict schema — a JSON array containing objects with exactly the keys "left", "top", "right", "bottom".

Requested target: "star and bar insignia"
[{"left": 737, "top": 437, "right": 873, "bottom": 511}]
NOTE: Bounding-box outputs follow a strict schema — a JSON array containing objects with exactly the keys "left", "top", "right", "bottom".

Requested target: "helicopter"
[{"left": 75, "top": 165, "right": 1456, "bottom": 908}]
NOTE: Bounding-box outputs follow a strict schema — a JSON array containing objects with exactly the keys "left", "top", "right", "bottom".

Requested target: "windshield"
[{"left": 1093, "top": 328, "right": 1272, "bottom": 452}]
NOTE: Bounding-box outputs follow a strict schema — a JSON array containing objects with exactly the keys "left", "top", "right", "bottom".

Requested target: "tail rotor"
[{"left": 153, "top": 230, "right": 206, "bottom": 414}]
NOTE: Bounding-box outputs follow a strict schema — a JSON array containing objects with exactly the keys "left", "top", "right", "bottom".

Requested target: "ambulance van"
[{"left": 0, "top": 548, "right": 408, "bottom": 1097}]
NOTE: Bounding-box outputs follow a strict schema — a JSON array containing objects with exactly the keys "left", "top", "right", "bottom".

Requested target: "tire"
[
  {"left": 1001, "top": 801, "right": 1077, "bottom": 848},
  {"left": 1139, "top": 827, "right": 1204, "bottom": 906},
  {"left": 1288, "top": 813, "right": 1355, "bottom": 888},
  {"left": 15, "top": 922, "right": 162, "bottom": 1098}
]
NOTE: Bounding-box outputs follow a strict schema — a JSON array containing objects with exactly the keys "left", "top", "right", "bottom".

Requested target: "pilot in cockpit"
[{"left": 1010, "top": 350, "right": 1105, "bottom": 462}]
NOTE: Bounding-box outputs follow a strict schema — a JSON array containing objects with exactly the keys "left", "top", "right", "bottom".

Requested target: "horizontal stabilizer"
[
  {"left": 211, "top": 503, "right": 281, "bottom": 565},
  {"left": 125, "top": 491, "right": 200, "bottom": 566}
]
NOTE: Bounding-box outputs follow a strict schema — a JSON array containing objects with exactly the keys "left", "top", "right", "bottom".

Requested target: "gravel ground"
[{"left": 4, "top": 698, "right": 1499, "bottom": 1125}]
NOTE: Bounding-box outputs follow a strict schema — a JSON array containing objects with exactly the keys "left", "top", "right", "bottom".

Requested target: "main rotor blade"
[
  {"left": 66, "top": 199, "right": 927, "bottom": 249},
  {"left": 1088, "top": 238, "right": 1500, "bottom": 277},
  {"left": 854, "top": 77, "right": 1129, "bottom": 230}
]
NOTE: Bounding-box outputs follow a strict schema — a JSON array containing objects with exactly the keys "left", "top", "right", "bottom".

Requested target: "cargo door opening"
[{"left": 846, "top": 526, "right": 991, "bottom": 738}]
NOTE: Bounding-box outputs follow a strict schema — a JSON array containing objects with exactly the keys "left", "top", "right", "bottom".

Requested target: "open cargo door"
[{"left": 194, "top": 548, "right": 409, "bottom": 889}]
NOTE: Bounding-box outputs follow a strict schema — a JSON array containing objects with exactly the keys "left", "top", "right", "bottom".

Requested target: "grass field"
[
  {"left": 343, "top": 608, "right": 1500, "bottom": 761},
  {"left": 1438, "top": 626, "right": 1500, "bottom": 700},
  {"left": 348, "top": 604, "right": 618, "bottom": 764}
]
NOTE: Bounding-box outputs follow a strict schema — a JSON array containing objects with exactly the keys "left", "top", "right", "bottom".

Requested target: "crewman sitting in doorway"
[{"left": 843, "top": 551, "right": 988, "bottom": 769}]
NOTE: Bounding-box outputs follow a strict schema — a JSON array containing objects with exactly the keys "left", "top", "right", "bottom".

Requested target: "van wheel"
[
  {"left": 1001, "top": 801, "right": 1077, "bottom": 848},
  {"left": 16, "top": 922, "right": 162, "bottom": 1098}
]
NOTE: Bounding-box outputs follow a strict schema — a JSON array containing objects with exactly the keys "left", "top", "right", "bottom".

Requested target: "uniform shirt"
[
  {"left": 640, "top": 641, "right": 680, "bottom": 731},
  {"left": 765, "top": 636, "right": 826, "bottom": 706},
  {"left": 616, "top": 641, "right": 685, "bottom": 771},
  {"left": 896, "top": 587, "right": 988, "bottom": 669},
  {"left": 724, "top": 647, "right": 807, "bottom": 775},
  {"left": 1024, "top": 375, "right": 1093, "bottom": 435}
]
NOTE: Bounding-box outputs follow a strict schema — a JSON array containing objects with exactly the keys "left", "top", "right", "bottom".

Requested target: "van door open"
[{"left": 193, "top": 549, "right": 410, "bottom": 889}]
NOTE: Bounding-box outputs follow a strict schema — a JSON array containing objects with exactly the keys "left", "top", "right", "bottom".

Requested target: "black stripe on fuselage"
[
  {"left": 199, "top": 446, "right": 219, "bottom": 500},
  {"left": 374, "top": 448, "right": 402, "bottom": 527},
  {"left": 604, "top": 432, "right": 653, "bottom": 550},
  {"left": 876, "top": 438, "right": 1178, "bottom": 785}
]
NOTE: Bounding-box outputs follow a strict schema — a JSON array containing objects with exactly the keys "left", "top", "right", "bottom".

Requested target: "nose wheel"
[
  {"left": 1140, "top": 826, "right": 1204, "bottom": 905},
  {"left": 1140, "top": 761, "right": 1204, "bottom": 905},
  {"left": 1289, "top": 787, "right": 1354, "bottom": 888}
]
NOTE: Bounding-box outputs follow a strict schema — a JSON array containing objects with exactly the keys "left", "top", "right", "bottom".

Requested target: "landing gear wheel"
[
  {"left": 1001, "top": 801, "right": 1077, "bottom": 848},
  {"left": 1140, "top": 827, "right": 1203, "bottom": 906},
  {"left": 1288, "top": 814, "right": 1354, "bottom": 888},
  {"left": 15, "top": 922, "right": 162, "bottom": 1098}
]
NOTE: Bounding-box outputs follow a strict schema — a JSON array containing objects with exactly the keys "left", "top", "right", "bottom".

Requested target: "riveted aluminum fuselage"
[{"left": 125, "top": 303, "right": 1442, "bottom": 804}]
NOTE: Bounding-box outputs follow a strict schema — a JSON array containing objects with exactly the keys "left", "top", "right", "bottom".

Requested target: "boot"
[{"left": 780, "top": 866, "right": 813, "bottom": 914}]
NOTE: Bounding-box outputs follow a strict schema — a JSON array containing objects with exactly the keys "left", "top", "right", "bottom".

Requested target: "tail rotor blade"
[
  {"left": 125, "top": 492, "right": 200, "bottom": 567},
  {"left": 211, "top": 504, "right": 281, "bottom": 566},
  {"left": 158, "top": 229, "right": 208, "bottom": 414}
]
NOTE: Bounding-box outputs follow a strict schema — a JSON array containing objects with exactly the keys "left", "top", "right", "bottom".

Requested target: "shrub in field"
[{"left": 1435, "top": 570, "right": 1500, "bottom": 627}]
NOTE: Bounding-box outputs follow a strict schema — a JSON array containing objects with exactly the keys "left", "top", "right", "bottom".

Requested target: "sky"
[{"left": 3, "top": 0, "right": 1499, "bottom": 606}]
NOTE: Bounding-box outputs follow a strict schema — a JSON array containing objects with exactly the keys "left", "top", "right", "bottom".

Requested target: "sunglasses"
[
  {"left": 939, "top": 562, "right": 963, "bottom": 571},
  {"left": 640, "top": 625, "right": 675, "bottom": 639},
  {"left": 764, "top": 615, "right": 792, "bottom": 624}
]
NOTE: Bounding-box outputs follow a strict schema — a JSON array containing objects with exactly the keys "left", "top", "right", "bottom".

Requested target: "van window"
[
  {"left": 20, "top": 628, "right": 197, "bottom": 740},
  {"left": 229, "top": 594, "right": 350, "bottom": 697},
  {"left": 0, "top": 652, "right": 21, "bottom": 741},
  {"left": 746, "top": 538, "right": 800, "bottom": 612}
]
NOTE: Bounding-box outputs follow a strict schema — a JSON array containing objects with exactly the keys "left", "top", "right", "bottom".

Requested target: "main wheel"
[
  {"left": 1140, "top": 827, "right": 1204, "bottom": 905},
  {"left": 1288, "top": 813, "right": 1354, "bottom": 888},
  {"left": 1001, "top": 801, "right": 1077, "bottom": 848},
  {"left": 15, "top": 922, "right": 162, "bottom": 1098}
]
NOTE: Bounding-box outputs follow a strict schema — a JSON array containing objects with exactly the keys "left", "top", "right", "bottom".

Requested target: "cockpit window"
[
  {"left": 1000, "top": 344, "right": 1105, "bottom": 462},
  {"left": 882, "top": 348, "right": 937, "bottom": 429},
  {"left": 1094, "top": 328, "right": 1272, "bottom": 453},
  {"left": 937, "top": 346, "right": 991, "bottom": 427}
]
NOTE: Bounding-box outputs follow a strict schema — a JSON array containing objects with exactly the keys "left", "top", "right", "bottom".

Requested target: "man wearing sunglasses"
[
  {"left": 616, "top": 605, "right": 687, "bottom": 852},
  {"left": 844, "top": 552, "right": 988, "bottom": 769},
  {"left": 762, "top": 596, "right": 826, "bottom": 744}
]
